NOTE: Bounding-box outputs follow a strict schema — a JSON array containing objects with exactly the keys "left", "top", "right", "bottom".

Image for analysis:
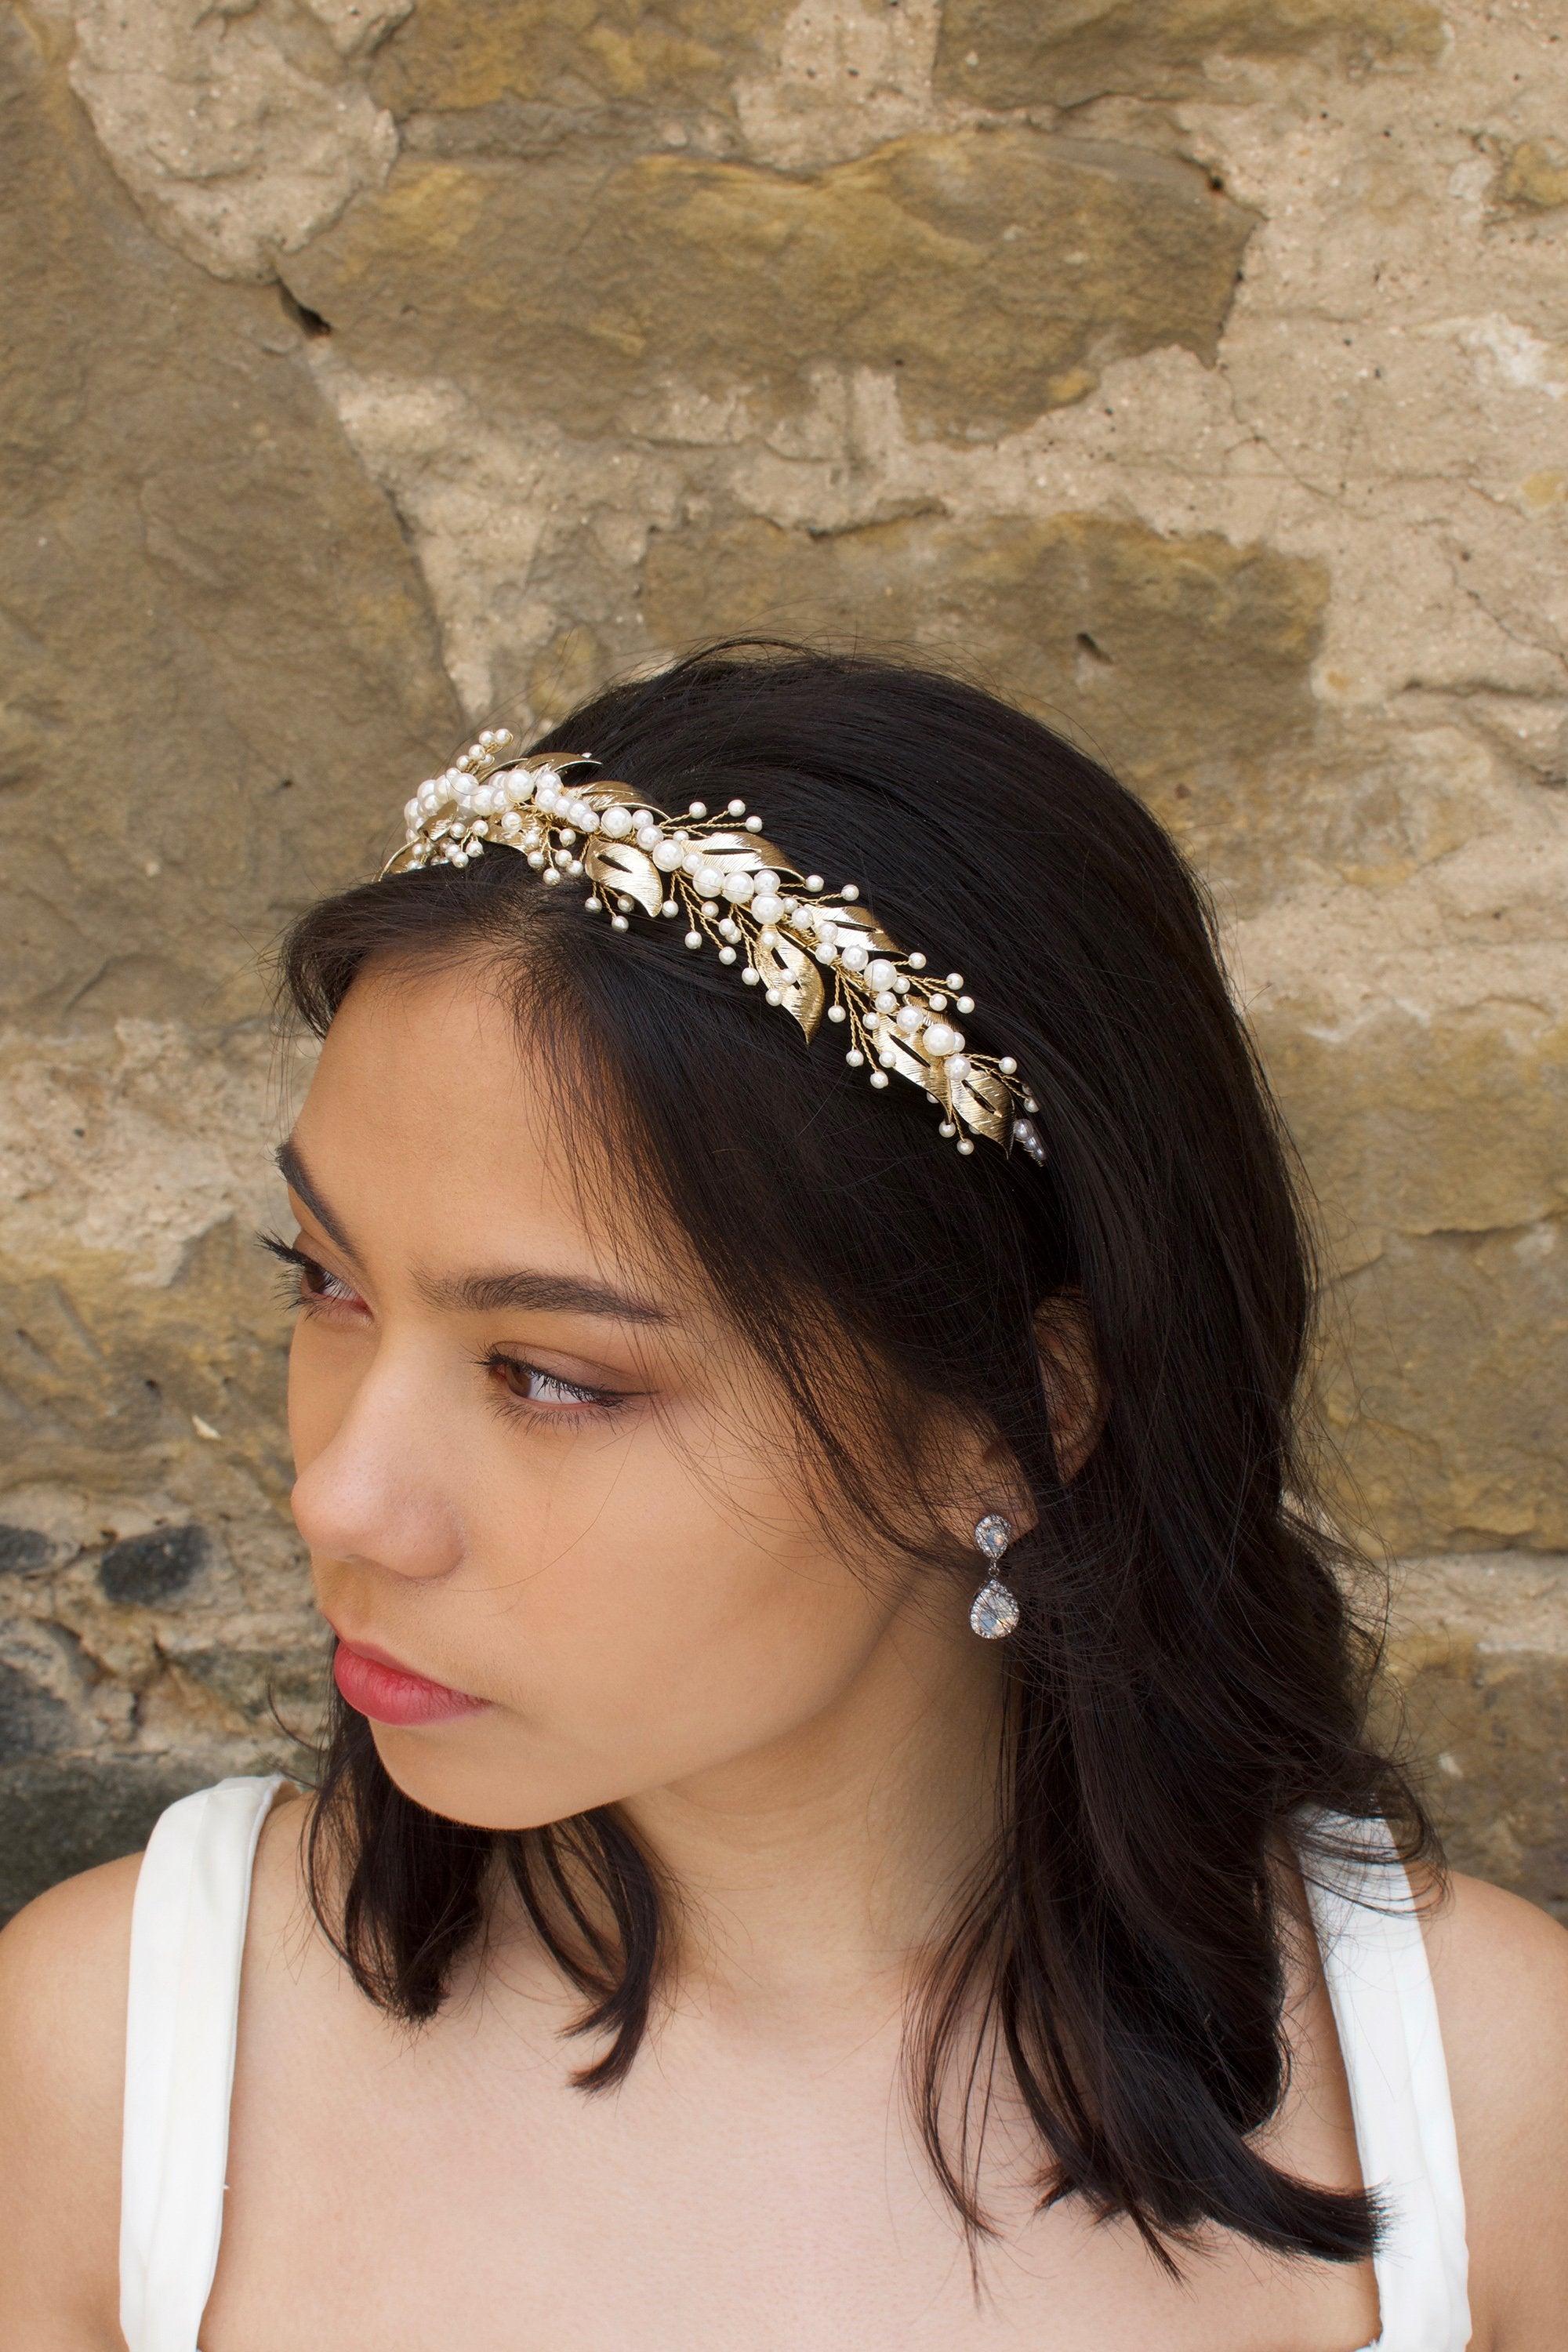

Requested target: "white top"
[{"left": 118, "top": 1777, "right": 1472, "bottom": 2352}]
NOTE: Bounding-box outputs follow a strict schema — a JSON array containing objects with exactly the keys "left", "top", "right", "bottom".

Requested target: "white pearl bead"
[
  {"left": 923, "top": 1025, "right": 960, "bottom": 1057},
  {"left": 956, "top": 1138, "right": 975, "bottom": 1155},
  {"left": 765, "top": 988, "right": 782, "bottom": 1004},
  {"left": 745, "top": 815, "right": 764, "bottom": 833},
  {"left": 957, "top": 996, "right": 975, "bottom": 1014},
  {"left": 867, "top": 960, "right": 895, "bottom": 989},
  {"left": 751, "top": 893, "right": 785, "bottom": 924},
  {"left": 846, "top": 1050, "right": 865, "bottom": 1067},
  {"left": 869, "top": 1071, "right": 890, "bottom": 1088},
  {"left": 874, "top": 990, "right": 898, "bottom": 1013},
  {"left": 742, "top": 966, "right": 760, "bottom": 984},
  {"left": 612, "top": 913, "right": 629, "bottom": 931},
  {"left": 946, "top": 973, "right": 963, "bottom": 989},
  {"left": 907, "top": 952, "right": 926, "bottom": 970},
  {"left": 506, "top": 775, "right": 534, "bottom": 804},
  {"left": 500, "top": 811, "right": 521, "bottom": 836},
  {"left": 841, "top": 884, "right": 859, "bottom": 901},
  {"left": 404, "top": 798, "right": 421, "bottom": 825},
  {"left": 584, "top": 894, "right": 601, "bottom": 909},
  {"left": 479, "top": 729, "right": 495, "bottom": 747},
  {"left": 652, "top": 839, "right": 684, "bottom": 872},
  {"left": 728, "top": 798, "right": 746, "bottom": 815},
  {"left": 494, "top": 728, "right": 513, "bottom": 746},
  {"left": 946, "top": 1054, "right": 971, "bottom": 1080},
  {"left": 718, "top": 945, "right": 736, "bottom": 964},
  {"left": 684, "top": 931, "right": 702, "bottom": 950},
  {"left": 688, "top": 800, "right": 707, "bottom": 818},
  {"left": 999, "top": 1057, "right": 1018, "bottom": 1076},
  {"left": 938, "top": 1122, "right": 956, "bottom": 1138},
  {"left": 527, "top": 851, "right": 546, "bottom": 869},
  {"left": 806, "top": 874, "right": 824, "bottom": 893},
  {"left": 840, "top": 944, "right": 869, "bottom": 973},
  {"left": 827, "top": 1004, "right": 846, "bottom": 1022},
  {"left": 693, "top": 865, "right": 724, "bottom": 898},
  {"left": 599, "top": 806, "right": 633, "bottom": 839},
  {"left": 895, "top": 1005, "right": 924, "bottom": 1033},
  {"left": 721, "top": 870, "right": 754, "bottom": 902},
  {"left": 661, "top": 900, "right": 679, "bottom": 917},
  {"left": 636, "top": 826, "right": 662, "bottom": 850},
  {"left": 543, "top": 867, "right": 561, "bottom": 884}
]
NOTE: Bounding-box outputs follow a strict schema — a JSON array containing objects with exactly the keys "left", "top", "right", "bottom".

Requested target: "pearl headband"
[{"left": 382, "top": 730, "right": 1046, "bottom": 1164}]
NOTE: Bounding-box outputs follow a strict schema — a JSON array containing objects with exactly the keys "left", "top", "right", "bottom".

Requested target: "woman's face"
[{"left": 281, "top": 961, "right": 986, "bottom": 1831}]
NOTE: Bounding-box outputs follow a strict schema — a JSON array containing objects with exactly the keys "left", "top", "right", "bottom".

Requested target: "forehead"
[{"left": 293, "top": 961, "right": 677, "bottom": 1296}]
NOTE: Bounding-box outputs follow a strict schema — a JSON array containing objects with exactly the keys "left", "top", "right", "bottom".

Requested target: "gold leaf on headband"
[
  {"left": 826, "top": 901, "right": 900, "bottom": 953},
  {"left": 871, "top": 1024, "right": 935, "bottom": 1088},
  {"left": 948, "top": 1060, "right": 1011, "bottom": 1145},
  {"left": 585, "top": 839, "right": 664, "bottom": 916},
  {"left": 753, "top": 931, "right": 826, "bottom": 1040}
]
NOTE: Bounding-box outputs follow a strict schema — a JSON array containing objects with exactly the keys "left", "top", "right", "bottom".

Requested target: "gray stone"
[
  {"left": 0, "top": 1661, "right": 75, "bottom": 1765},
  {"left": 0, "top": 1754, "right": 267, "bottom": 1924},
  {"left": 0, "top": 1526, "right": 54, "bottom": 1576},
  {"left": 99, "top": 1525, "right": 209, "bottom": 1607}
]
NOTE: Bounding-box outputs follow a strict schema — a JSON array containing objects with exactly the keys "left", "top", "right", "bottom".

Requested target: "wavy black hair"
[{"left": 278, "top": 644, "right": 1432, "bottom": 2270}]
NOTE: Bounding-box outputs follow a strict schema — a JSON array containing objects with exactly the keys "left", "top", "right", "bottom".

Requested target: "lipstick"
[{"left": 332, "top": 1638, "right": 488, "bottom": 1727}]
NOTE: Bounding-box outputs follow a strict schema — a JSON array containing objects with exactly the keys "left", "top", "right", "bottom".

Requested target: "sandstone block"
[
  {"left": 1326, "top": 1224, "right": 1568, "bottom": 1556},
  {"left": 285, "top": 129, "right": 1255, "bottom": 440},
  {"left": 641, "top": 508, "right": 1327, "bottom": 891},
  {"left": 369, "top": 0, "right": 775, "bottom": 125},
  {"left": 1386, "top": 1552, "right": 1568, "bottom": 1920},
  {"left": 935, "top": 0, "right": 1445, "bottom": 111},
  {"left": 0, "top": 9, "right": 459, "bottom": 1033}
]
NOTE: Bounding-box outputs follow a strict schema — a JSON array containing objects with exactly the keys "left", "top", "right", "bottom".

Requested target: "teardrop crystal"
[{"left": 969, "top": 1578, "right": 1019, "bottom": 1640}]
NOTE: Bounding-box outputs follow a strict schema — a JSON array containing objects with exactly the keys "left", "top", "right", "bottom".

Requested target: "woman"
[{"left": 2, "top": 648, "right": 1563, "bottom": 2350}]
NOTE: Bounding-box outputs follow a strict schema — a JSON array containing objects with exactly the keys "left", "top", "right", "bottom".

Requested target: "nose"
[{"left": 290, "top": 1352, "right": 464, "bottom": 1584}]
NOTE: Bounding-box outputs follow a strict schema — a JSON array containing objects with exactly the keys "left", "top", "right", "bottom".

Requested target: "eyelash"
[{"left": 255, "top": 1231, "right": 629, "bottom": 1425}]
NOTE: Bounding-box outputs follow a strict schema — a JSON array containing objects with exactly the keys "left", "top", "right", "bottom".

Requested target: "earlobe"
[{"left": 1034, "top": 1292, "right": 1106, "bottom": 1484}]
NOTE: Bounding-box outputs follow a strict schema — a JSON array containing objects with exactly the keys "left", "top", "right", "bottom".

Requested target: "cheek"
[{"left": 430, "top": 1416, "right": 898, "bottom": 1813}]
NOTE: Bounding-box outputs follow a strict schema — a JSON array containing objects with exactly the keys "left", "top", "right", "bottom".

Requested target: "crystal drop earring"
[{"left": 968, "top": 1513, "right": 1019, "bottom": 1639}]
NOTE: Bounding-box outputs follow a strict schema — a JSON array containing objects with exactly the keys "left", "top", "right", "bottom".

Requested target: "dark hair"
[{"left": 280, "top": 644, "right": 1432, "bottom": 2269}]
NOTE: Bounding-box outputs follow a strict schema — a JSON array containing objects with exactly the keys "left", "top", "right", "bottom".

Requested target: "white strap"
[
  {"left": 1305, "top": 1813, "right": 1471, "bottom": 2352},
  {"left": 119, "top": 1774, "right": 286, "bottom": 2352}
]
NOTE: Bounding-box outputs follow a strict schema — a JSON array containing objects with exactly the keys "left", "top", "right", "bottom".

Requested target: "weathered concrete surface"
[{"left": 2, "top": 0, "right": 1565, "bottom": 1912}]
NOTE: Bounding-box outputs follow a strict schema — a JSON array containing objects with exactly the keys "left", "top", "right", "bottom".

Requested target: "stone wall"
[{"left": 2, "top": 0, "right": 1563, "bottom": 1920}]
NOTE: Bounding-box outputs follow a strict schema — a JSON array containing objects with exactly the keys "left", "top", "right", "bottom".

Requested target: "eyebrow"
[
  {"left": 275, "top": 1138, "right": 358, "bottom": 1260},
  {"left": 275, "top": 1136, "right": 672, "bottom": 1328},
  {"left": 415, "top": 1267, "right": 673, "bottom": 1325}
]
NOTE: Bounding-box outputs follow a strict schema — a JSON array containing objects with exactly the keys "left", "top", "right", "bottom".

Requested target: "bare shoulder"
[
  {"left": 0, "top": 1850, "right": 144, "bottom": 2347},
  {"left": 1421, "top": 1868, "right": 1568, "bottom": 2350}
]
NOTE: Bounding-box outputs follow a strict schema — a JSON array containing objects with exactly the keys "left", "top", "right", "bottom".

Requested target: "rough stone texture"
[
  {"left": 1387, "top": 1554, "right": 1568, "bottom": 1921},
  {"left": 2, "top": 0, "right": 1566, "bottom": 1917},
  {"left": 283, "top": 130, "right": 1256, "bottom": 442},
  {"left": 934, "top": 0, "right": 1446, "bottom": 111}
]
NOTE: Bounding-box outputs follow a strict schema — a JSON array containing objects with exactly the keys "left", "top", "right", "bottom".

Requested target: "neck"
[{"left": 617, "top": 1598, "right": 1007, "bottom": 2026}]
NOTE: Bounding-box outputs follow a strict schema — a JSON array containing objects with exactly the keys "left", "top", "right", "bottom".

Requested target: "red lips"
[{"left": 332, "top": 1636, "right": 488, "bottom": 1727}]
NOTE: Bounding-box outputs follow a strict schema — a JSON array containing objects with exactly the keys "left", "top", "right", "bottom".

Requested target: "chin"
[{"left": 366, "top": 1718, "right": 608, "bottom": 1834}]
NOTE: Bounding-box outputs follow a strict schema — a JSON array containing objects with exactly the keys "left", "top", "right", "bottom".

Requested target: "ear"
[{"left": 1033, "top": 1290, "right": 1105, "bottom": 1484}]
